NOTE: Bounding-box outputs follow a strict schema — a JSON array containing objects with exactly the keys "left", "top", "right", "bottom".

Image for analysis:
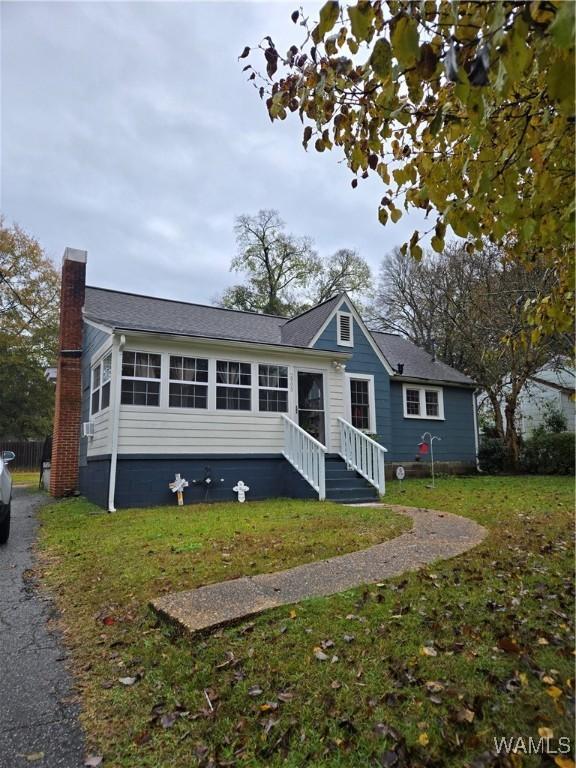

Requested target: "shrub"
[
  {"left": 521, "top": 431, "right": 575, "bottom": 475},
  {"left": 478, "top": 437, "right": 507, "bottom": 474},
  {"left": 543, "top": 403, "right": 568, "bottom": 434}
]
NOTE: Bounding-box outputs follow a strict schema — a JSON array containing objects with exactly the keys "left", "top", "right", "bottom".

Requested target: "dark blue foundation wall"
[{"left": 80, "top": 454, "right": 317, "bottom": 509}]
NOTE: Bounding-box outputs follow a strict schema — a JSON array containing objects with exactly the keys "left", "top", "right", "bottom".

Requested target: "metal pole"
[{"left": 430, "top": 438, "right": 435, "bottom": 488}]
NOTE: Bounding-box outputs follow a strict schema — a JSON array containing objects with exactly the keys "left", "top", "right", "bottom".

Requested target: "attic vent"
[{"left": 337, "top": 311, "right": 353, "bottom": 347}]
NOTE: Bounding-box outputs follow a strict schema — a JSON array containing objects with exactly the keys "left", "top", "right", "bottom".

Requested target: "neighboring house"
[
  {"left": 517, "top": 366, "right": 575, "bottom": 437},
  {"left": 50, "top": 248, "right": 478, "bottom": 510}
]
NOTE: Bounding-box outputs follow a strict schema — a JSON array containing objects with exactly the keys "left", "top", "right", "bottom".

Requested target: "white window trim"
[
  {"left": 402, "top": 383, "right": 445, "bottom": 420},
  {"left": 337, "top": 311, "right": 354, "bottom": 347},
  {"left": 90, "top": 352, "right": 112, "bottom": 417},
  {"left": 215, "top": 358, "right": 253, "bottom": 412},
  {"left": 167, "top": 354, "right": 209, "bottom": 410},
  {"left": 345, "top": 373, "right": 376, "bottom": 433},
  {"left": 120, "top": 350, "right": 162, "bottom": 408},
  {"left": 257, "top": 364, "right": 289, "bottom": 414}
]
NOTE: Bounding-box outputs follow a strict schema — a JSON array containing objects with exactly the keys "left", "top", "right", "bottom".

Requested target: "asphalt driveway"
[{"left": 0, "top": 489, "right": 85, "bottom": 768}]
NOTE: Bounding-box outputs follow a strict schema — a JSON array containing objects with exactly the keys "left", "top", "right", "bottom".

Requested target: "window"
[
  {"left": 402, "top": 384, "right": 444, "bottom": 420},
  {"left": 350, "top": 379, "right": 370, "bottom": 430},
  {"left": 337, "top": 311, "right": 353, "bottom": 346},
  {"left": 216, "top": 360, "right": 251, "bottom": 410},
  {"left": 169, "top": 356, "right": 208, "bottom": 408},
  {"left": 258, "top": 364, "right": 288, "bottom": 412},
  {"left": 90, "top": 352, "right": 112, "bottom": 415},
  {"left": 121, "top": 351, "right": 161, "bottom": 406}
]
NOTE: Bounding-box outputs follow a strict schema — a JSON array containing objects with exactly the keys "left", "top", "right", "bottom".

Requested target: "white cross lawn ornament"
[
  {"left": 169, "top": 473, "right": 189, "bottom": 506},
  {"left": 233, "top": 480, "right": 250, "bottom": 503}
]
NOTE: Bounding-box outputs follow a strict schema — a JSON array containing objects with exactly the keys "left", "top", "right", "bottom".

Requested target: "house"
[
  {"left": 50, "top": 248, "right": 478, "bottom": 510},
  {"left": 516, "top": 365, "right": 575, "bottom": 437}
]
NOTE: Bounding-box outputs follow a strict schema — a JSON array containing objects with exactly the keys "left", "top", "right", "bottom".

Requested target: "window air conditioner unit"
[{"left": 81, "top": 421, "right": 95, "bottom": 438}]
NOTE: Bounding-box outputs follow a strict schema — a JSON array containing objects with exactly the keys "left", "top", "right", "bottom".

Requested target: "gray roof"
[
  {"left": 371, "top": 332, "right": 475, "bottom": 386},
  {"left": 84, "top": 287, "right": 287, "bottom": 345},
  {"left": 281, "top": 295, "right": 341, "bottom": 347},
  {"left": 84, "top": 286, "right": 473, "bottom": 385}
]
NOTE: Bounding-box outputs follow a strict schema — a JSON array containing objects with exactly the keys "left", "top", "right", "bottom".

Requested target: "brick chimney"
[{"left": 50, "top": 248, "right": 87, "bottom": 497}]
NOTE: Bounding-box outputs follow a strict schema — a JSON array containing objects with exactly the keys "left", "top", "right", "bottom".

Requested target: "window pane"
[
  {"left": 425, "top": 390, "right": 439, "bottom": 416},
  {"left": 91, "top": 389, "right": 100, "bottom": 414},
  {"left": 122, "top": 351, "right": 135, "bottom": 377},
  {"left": 169, "top": 383, "right": 208, "bottom": 408},
  {"left": 102, "top": 354, "right": 112, "bottom": 383},
  {"left": 170, "top": 356, "right": 208, "bottom": 383},
  {"left": 216, "top": 386, "right": 251, "bottom": 410},
  {"left": 259, "top": 389, "right": 288, "bottom": 413},
  {"left": 259, "top": 365, "right": 288, "bottom": 389},
  {"left": 134, "top": 352, "right": 161, "bottom": 379},
  {"left": 121, "top": 380, "right": 160, "bottom": 406},
  {"left": 92, "top": 364, "right": 101, "bottom": 390},
  {"left": 217, "top": 361, "right": 251, "bottom": 386},
  {"left": 101, "top": 381, "right": 110, "bottom": 410},
  {"left": 406, "top": 389, "right": 420, "bottom": 415},
  {"left": 350, "top": 379, "right": 369, "bottom": 430}
]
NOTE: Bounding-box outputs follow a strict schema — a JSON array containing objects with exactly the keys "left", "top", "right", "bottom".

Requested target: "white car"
[{"left": 0, "top": 451, "right": 15, "bottom": 544}]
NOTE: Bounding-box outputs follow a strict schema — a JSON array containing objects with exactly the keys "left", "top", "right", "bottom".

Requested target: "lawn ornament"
[
  {"left": 233, "top": 480, "right": 250, "bottom": 503},
  {"left": 420, "top": 432, "right": 441, "bottom": 488},
  {"left": 169, "top": 473, "right": 189, "bottom": 506},
  {"left": 395, "top": 465, "right": 406, "bottom": 493}
]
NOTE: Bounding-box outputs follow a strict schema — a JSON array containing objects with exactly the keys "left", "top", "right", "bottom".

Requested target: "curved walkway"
[{"left": 151, "top": 505, "right": 487, "bottom": 636}]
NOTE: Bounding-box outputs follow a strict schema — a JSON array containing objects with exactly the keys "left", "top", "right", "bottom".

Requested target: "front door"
[{"left": 297, "top": 371, "right": 325, "bottom": 445}]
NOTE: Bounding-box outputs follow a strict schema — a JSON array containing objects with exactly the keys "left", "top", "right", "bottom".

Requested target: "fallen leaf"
[
  {"left": 498, "top": 637, "right": 521, "bottom": 654},
  {"left": 546, "top": 686, "right": 563, "bottom": 699},
  {"left": 537, "top": 637, "right": 550, "bottom": 645},
  {"left": 289, "top": 610, "right": 297, "bottom": 619},
  {"left": 425, "top": 681, "right": 444, "bottom": 693},
  {"left": 277, "top": 691, "right": 294, "bottom": 703},
  {"left": 314, "top": 648, "right": 329, "bottom": 661},
  {"left": 331, "top": 680, "right": 342, "bottom": 689},
  {"left": 420, "top": 646, "right": 437, "bottom": 657},
  {"left": 84, "top": 756, "right": 103, "bottom": 768},
  {"left": 248, "top": 685, "right": 263, "bottom": 697},
  {"left": 118, "top": 676, "right": 137, "bottom": 686},
  {"left": 343, "top": 634, "right": 355, "bottom": 643},
  {"left": 554, "top": 758, "right": 575, "bottom": 768},
  {"left": 538, "top": 727, "right": 554, "bottom": 738},
  {"left": 26, "top": 754, "right": 44, "bottom": 763},
  {"left": 456, "top": 707, "right": 475, "bottom": 724},
  {"left": 160, "top": 713, "right": 178, "bottom": 729},
  {"left": 418, "top": 732, "right": 429, "bottom": 746}
]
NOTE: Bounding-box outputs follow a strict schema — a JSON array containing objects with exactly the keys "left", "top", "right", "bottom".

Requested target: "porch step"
[{"left": 324, "top": 455, "right": 379, "bottom": 503}]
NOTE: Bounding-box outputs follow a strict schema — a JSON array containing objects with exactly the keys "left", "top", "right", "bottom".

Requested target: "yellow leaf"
[
  {"left": 538, "top": 727, "right": 554, "bottom": 738},
  {"left": 289, "top": 609, "right": 297, "bottom": 619},
  {"left": 546, "top": 686, "right": 563, "bottom": 699},
  {"left": 420, "top": 646, "right": 437, "bottom": 657},
  {"left": 391, "top": 15, "right": 420, "bottom": 68},
  {"left": 537, "top": 637, "right": 549, "bottom": 645},
  {"left": 555, "top": 759, "right": 576, "bottom": 768},
  {"left": 390, "top": 208, "right": 402, "bottom": 223},
  {"left": 418, "top": 732, "right": 429, "bottom": 746},
  {"left": 370, "top": 38, "right": 392, "bottom": 80},
  {"left": 313, "top": 1, "right": 340, "bottom": 44}
]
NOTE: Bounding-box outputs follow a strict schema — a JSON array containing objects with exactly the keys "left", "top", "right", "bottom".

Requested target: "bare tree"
[{"left": 371, "top": 244, "right": 566, "bottom": 468}]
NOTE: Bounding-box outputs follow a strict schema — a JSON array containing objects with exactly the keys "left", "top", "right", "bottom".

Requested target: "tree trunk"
[
  {"left": 503, "top": 396, "right": 521, "bottom": 470},
  {"left": 488, "top": 392, "right": 505, "bottom": 439}
]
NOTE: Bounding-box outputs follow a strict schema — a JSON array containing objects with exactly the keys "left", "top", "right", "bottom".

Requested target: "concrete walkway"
[
  {"left": 152, "top": 505, "right": 487, "bottom": 636},
  {"left": 0, "top": 490, "right": 85, "bottom": 768}
]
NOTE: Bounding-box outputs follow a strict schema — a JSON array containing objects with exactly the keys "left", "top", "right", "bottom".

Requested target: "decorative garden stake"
[
  {"left": 169, "top": 473, "right": 189, "bottom": 506},
  {"left": 420, "top": 433, "right": 441, "bottom": 489},
  {"left": 233, "top": 480, "right": 250, "bottom": 503},
  {"left": 395, "top": 465, "right": 405, "bottom": 492}
]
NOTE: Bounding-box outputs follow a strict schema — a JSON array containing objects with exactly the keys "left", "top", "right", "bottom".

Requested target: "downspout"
[
  {"left": 107, "top": 333, "right": 125, "bottom": 512},
  {"left": 472, "top": 387, "right": 482, "bottom": 472}
]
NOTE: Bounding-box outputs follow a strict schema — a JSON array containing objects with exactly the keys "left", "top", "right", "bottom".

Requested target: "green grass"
[
  {"left": 11, "top": 470, "right": 40, "bottom": 486},
  {"left": 38, "top": 477, "right": 574, "bottom": 767}
]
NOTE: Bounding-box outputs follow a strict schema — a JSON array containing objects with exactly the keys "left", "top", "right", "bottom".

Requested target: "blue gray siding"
[
  {"left": 80, "top": 454, "right": 316, "bottom": 508},
  {"left": 312, "top": 302, "right": 391, "bottom": 447},
  {"left": 79, "top": 322, "right": 111, "bottom": 467},
  {"left": 389, "top": 382, "right": 476, "bottom": 463}
]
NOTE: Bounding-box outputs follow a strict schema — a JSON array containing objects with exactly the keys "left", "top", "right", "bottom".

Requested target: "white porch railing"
[
  {"left": 338, "top": 418, "right": 388, "bottom": 496},
  {"left": 282, "top": 415, "right": 326, "bottom": 500}
]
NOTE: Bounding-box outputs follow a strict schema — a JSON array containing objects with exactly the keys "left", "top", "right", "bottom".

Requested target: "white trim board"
[{"left": 345, "top": 372, "right": 376, "bottom": 433}]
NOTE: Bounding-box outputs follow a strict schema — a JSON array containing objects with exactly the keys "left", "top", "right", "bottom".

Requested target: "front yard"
[{"left": 38, "top": 477, "right": 574, "bottom": 767}]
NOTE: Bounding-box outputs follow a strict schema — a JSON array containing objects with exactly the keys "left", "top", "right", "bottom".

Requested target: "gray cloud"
[{"left": 1, "top": 1, "right": 426, "bottom": 303}]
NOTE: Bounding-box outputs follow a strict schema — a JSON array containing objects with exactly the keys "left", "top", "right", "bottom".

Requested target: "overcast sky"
[{"left": 2, "top": 1, "right": 425, "bottom": 305}]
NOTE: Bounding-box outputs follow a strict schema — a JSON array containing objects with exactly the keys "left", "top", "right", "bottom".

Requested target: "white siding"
[
  {"left": 89, "top": 409, "right": 111, "bottom": 455},
  {"left": 114, "top": 337, "right": 347, "bottom": 455}
]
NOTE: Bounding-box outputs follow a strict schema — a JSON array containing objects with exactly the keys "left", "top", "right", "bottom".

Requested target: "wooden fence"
[{"left": 0, "top": 440, "right": 46, "bottom": 470}]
